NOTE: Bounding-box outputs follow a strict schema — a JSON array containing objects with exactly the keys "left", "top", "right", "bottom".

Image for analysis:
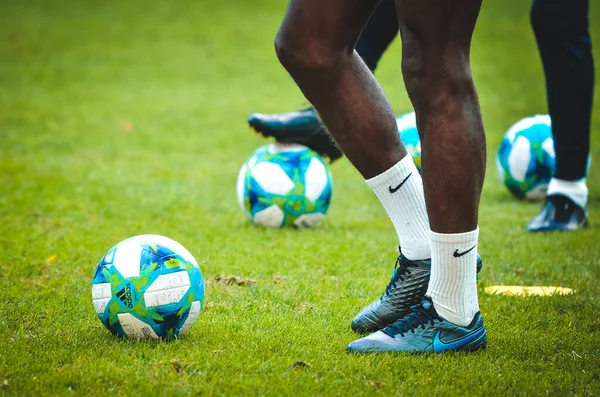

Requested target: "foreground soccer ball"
[
  {"left": 237, "top": 143, "right": 333, "bottom": 228},
  {"left": 496, "top": 115, "right": 555, "bottom": 200},
  {"left": 91, "top": 234, "right": 204, "bottom": 339},
  {"left": 396, "top": 112, "right": 421, "bottom": 171}
]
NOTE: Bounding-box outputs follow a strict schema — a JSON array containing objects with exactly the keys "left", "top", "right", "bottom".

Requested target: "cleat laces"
[
  {"left": 383, "top": 255, "right": 418, "bottom": 296},
  {"left": 382, "top": 303, "right": 441, "bottom": 337}
]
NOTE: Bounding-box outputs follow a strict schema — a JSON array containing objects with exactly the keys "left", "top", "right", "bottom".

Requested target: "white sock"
[
  {"left": 427, "top": 227, "right": 480, "bottom": 327},
  {"left": 547, "top": 178, "right": 588, "bottom": 208},
  {"left": 366, "top": 154, "right": 430, "bottom": 260}
]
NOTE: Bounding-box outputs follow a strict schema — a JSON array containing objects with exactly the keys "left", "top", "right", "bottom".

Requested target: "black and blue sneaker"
[
  {"left": 347, "top": 296, "right": 487, "bottom": 354},
  {"left": 351, "top": 248, "right": 483, "bottom": 333},
  {"left": 527, "top": 194, "right": 588, "bottom": 232},
  {"left": 248, "top": 107, "right": 343, "bottom": 162}
]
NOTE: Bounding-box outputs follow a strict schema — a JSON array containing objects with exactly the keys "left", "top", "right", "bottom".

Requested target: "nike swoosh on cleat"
[
  {"left": 388, "top": 173, "right": 412, "bottom": 193},
  {"left": 433, "top": 326, "right": 486, "bottom": 353},
  {"left": 453, "top": 245, "right": 477, "bottom": 258}
]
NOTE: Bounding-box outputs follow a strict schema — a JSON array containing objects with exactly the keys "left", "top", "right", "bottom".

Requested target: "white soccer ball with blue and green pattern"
[
  {"left": 91, "top": 234, "right": 204, "bottom": 339},
  {"left": 396, "top": 111, "right": 421, "bottom": 171},
  {"left": 237, "top": 143, "right": 333, "bottom": 228},
  {"left": 496, "top": 115, "right": 555, "bottom": 200}
]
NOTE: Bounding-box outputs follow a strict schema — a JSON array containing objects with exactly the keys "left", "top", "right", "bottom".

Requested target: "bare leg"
[
  {"left": 275, "top": 0, "right": 406, "bottom": 179},
  {"left": 395, "top": 0, "right": 486, "bottom": 233},
  {"left": 247, "top": 0, "right": 399, "bottom": 164},
  {"left": 395, "top": 0, "right": 485, "bottom": 327}
]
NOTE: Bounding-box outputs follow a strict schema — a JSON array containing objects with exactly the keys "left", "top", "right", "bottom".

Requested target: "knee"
[
  {"left": 402, "top": 51, "right": 473, "bottom": 108},
  {"left": 401, "top": 50, "right": 426, "bottom": 95},
  {"left": 275, "top": 28, "right": 350, "bottom": 76},
  {"left": 273, "top": 30, "right": 301, "bottom": 72}
]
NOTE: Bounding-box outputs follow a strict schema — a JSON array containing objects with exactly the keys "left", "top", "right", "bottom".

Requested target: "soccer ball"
[
  {"left": 496, "top": 115, "right": 555, "bottom": 200},
  {"left": 237, "top": 143, "right": 333, "bottom": 228},
  {"left": 91, "top": 234, "right": 204, "bottom": 339},
  {"left": 396, "top": 112, "right": 421, "bottom": 171}
]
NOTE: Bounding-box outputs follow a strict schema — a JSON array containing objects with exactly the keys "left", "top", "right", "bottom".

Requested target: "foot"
[
  {"left": 351, "top": 248, "right": 483, "bottom": 333},
  {"left": 248, "top": 107, "right": 343, "bottom": 162},
  {"left": 347, "top": 296, "right": 487, "bottom": 354},
  {"left": 527, "top": 194, "right": 588, "bottom": 232}
]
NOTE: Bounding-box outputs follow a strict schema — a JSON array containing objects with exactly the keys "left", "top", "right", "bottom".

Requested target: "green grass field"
[{"left": 1, "top": 0, "right": 600, "bottom": 395}]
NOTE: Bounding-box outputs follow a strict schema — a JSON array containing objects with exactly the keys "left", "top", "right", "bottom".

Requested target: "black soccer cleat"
[
  {"left": 351, "top": 248, "right": 484, "bottom": 334},
  {"left": 527, "top": 194, "right": 588, "bottom": 232},
  {"left": 248, "top": 107, "right": 343, "bottom": 162}
]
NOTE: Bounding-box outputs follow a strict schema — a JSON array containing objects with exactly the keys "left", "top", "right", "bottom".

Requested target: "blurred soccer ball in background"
[
  {"left": 396, "top": 112, "right": 421, "bottom": 171},
  {"left": 496, "top": 114, "right": 555, "bottom": 200},
  {"left": 237, "top": 143, "right": 333, "bottom": 228},
  {"left": 92, "top": 234, "right": 204, "bottom": 339}
]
